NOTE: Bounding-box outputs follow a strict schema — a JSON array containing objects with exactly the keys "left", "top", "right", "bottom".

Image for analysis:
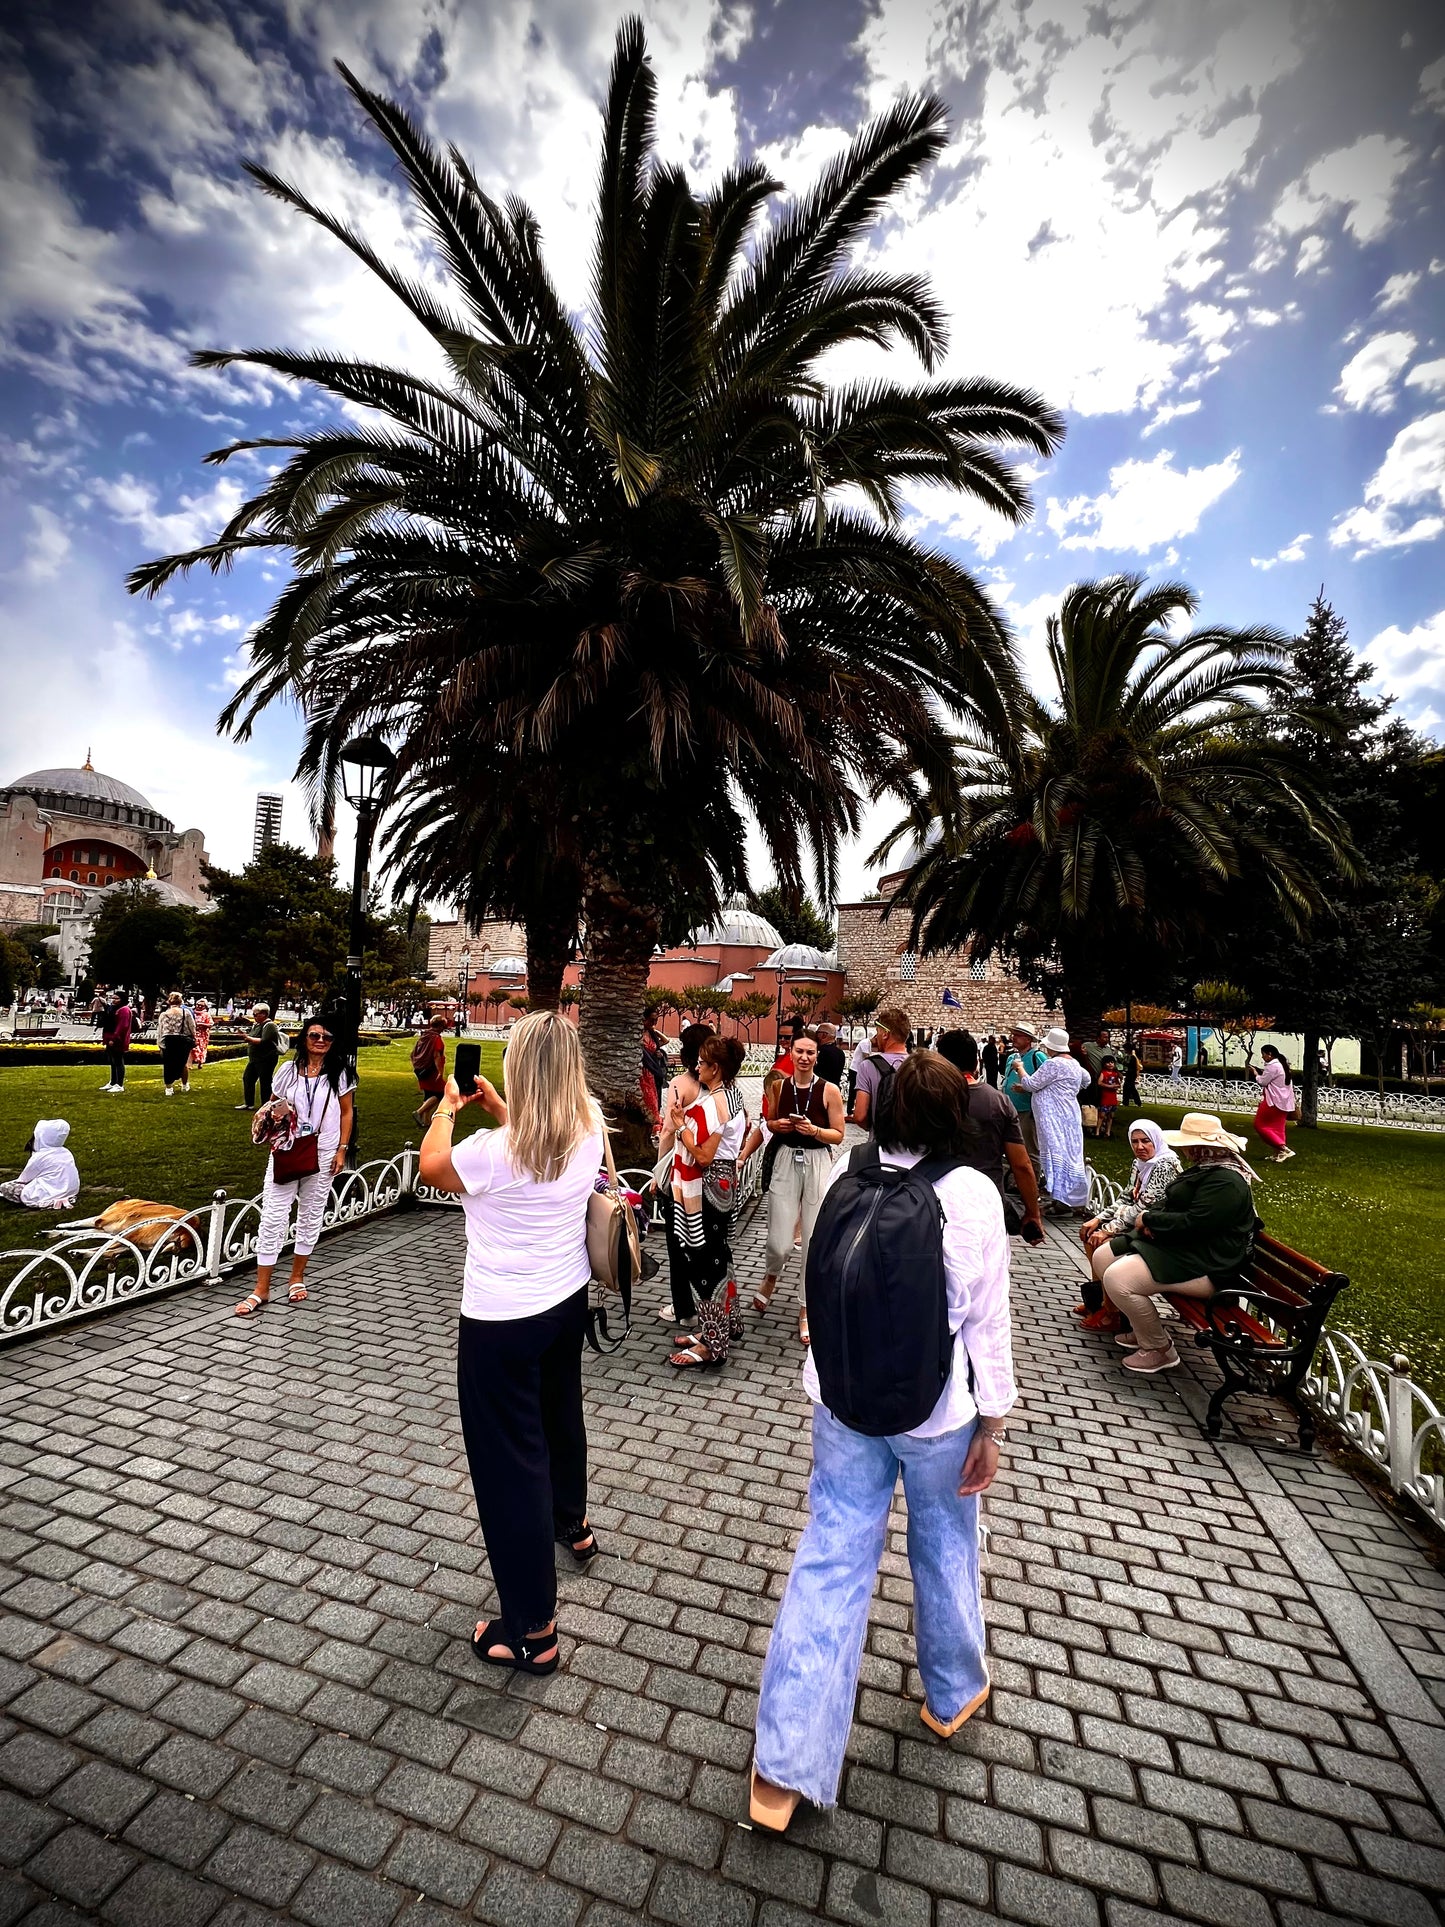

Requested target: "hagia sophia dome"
[{"left": 1, "top": 761, "right": 172, "bottom": 831}]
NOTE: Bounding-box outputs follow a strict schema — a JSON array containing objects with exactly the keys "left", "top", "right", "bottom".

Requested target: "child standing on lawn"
[{"left": 1097, "top": 1057, "right": 1122, "bottom": 1139}]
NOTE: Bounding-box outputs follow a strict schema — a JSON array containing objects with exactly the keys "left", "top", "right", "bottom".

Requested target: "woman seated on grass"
[{"left": 0, "top": 1120, "right": 80, "bottom": 1211}]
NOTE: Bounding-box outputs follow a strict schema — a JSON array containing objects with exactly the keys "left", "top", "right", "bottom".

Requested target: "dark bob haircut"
[{"left": 875, "top": 1050, "right": 978, "bottom": 1160}]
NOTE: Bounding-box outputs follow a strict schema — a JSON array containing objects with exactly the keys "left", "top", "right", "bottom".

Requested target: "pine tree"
[{"left": 1246, "top": 592, "right": 1432, "bottom": 1119}]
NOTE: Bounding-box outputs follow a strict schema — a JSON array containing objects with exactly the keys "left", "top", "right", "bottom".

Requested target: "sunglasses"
[{"left": 307, "top": 1030, "right": 333, "bottom": 1043}]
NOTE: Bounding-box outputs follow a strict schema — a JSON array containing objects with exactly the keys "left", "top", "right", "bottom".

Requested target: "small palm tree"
[
  {"left": 882, "top": 575, "right": 1353, "bottom": 1034},
  {"left": 130, "top": 18, "right": 1063, "bottom": 1107}
]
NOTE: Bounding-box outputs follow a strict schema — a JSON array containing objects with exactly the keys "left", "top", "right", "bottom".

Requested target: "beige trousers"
[
  {"left": 765, "top": 1148, "right": 834, "bottom": 1280},
  {"left": 1100, "top": 1254, "right": 1213, "bottom": 1352}
]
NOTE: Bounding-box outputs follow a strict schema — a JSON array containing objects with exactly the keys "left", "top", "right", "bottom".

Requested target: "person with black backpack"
[{"left": 749, "top": 1050, "right": 1015, "bottom": 1831}]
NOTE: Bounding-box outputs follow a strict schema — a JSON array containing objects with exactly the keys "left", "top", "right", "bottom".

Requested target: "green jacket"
[{"left": 1116, "top": 1162, "right": 1259, "bottom": 1286}]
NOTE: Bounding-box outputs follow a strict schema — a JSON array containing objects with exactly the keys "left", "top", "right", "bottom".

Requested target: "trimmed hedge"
[{"left": 0, "top": 1032, "right": 399, "bottom": 1070}]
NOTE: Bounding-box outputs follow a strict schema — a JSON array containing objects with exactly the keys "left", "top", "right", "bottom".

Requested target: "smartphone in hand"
[{"left": 455, "top": 1041, "right": 481, "bottom": 1096}]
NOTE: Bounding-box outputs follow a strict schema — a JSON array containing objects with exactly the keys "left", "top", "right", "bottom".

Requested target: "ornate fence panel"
[
  {"left": 1137, "top": 1074, "right": 1445, "bottom": 1130},
  {"left": 0, "top": 1150, "right": 456, "bottom": 1347}
]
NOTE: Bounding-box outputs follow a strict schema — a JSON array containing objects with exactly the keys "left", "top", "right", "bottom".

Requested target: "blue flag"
[{"left": 941, "top": 987, "right": 963, "bottom": 1009}]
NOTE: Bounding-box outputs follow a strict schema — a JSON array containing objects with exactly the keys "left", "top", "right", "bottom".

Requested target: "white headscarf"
[
  {"left": 1126, "top": 1119, "right": 1175, "bottom": 1198},
  {"left": 16, "top": 1120, "right": 80, "bottom": 1208}
]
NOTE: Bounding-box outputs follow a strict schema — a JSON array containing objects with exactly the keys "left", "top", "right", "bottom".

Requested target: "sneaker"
[
  {"left": 164, "top": 1086, "right": 174, "bottom": 1097},
  {"left": 98, "top": 1083, "right": 115, "bottom": 1092},
  {"left": 1122, "top": 1345, "right": 1179, "bottom": 1374},
  {"left": 1114, "top": 1331, "right": 1138, "bottom": 1348},
  {"left": 234, "top": 1103, "right": 252, "bottom": 1110}
]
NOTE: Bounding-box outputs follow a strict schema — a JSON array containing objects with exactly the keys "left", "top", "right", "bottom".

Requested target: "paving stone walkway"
[{"left": 2, "top": 1183, "right": 1444, "bottom": 1927}]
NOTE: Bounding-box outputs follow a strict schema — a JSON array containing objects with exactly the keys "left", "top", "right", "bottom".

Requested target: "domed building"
[{"left": 0, "top": 757, "right": 211, "bottom": 968}]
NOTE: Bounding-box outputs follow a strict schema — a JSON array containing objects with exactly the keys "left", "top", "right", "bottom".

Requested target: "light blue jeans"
[{"left": 754, "top": 1404, "right": 988, "bottom": 1807}]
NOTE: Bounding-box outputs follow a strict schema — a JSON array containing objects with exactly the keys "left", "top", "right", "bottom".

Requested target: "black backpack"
[{"left": 805, "top": 1141, "right": 968, "bottom": 1436}]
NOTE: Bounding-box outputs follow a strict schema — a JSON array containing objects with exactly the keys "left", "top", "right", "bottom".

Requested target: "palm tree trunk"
[
  {"left": 1299, "top": 1025, "right": 1319, "bottom": 1130},
  {"left": 577, "top": 878, "right": 659, "bottom": 1158},
  {"left": 525, "top": 902, "right": 578, "bottom": 1013},
  {"left": 1057, "top": 941, "right": 1107, "bottom": 1041}
]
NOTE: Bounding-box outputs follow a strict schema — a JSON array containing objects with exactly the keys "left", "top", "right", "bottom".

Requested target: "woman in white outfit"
[
  {"left": 236, "top": 1016, "right": 354, "bottom": 1315},
  {"left": 1017, "top": 1027, "right": 1090, "bottom": 1213}
]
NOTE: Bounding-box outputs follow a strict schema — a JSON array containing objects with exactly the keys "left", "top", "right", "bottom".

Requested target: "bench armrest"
[{"left": 1201, "top": 1286, "right": 1321, "bottom": 1359}]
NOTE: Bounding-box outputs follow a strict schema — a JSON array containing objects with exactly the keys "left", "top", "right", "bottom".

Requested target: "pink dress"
[{"left": 191, "top": 1012, "right": 212, "bottom": 1066}]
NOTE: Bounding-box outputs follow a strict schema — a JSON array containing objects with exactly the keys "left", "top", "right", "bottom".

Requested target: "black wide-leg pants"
[{"left": 457, "top": 1286, "right": 589, "bottom": 1642}]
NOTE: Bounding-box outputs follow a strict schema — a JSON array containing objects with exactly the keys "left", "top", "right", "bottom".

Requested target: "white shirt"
[
  {"left": 802, "top": 1147, "right": 1016, "bottom": 1437},
  {"left": 272, "top": 1063, "right": 354, "bottom": 1151},
  {"left": 452, "top": 1121, "right": 604, "bottom": 1320}
]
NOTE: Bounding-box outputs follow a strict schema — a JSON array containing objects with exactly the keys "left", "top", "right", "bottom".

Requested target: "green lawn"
[
  {"left": 0, "top": 1038, "right": 503, "bottom": 1258},
  {"left": 1091, "top": 1103, "right": 1445, "bottom": 1402}
]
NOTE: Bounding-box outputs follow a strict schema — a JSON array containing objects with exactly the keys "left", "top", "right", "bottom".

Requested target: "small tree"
[
  {"left": 747, "top": 884, "right": 835, "bottom": 952},
  {"left": 677, "top": 983, "right": 725, "bottom": 1024},
  {"left": 1402, "top": 1004, "right": 1445, "bottom": 1094},
  {"left": 835, "top": 987, "right": 881, "bottom": 1036},
  {"left": 643, "top": 986, "right": 683, "bottom": 1035},
  {"left": 1193, "top": 981, "right": 1272, "bottom": 1075},
  {"left": 728, "top": 991, "right": 773, "bottom": 1045}
]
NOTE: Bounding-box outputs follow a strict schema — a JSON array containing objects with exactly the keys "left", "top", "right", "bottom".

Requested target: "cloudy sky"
[{"left": 1, "top": 0, "right": 1442, "bottom": 901}]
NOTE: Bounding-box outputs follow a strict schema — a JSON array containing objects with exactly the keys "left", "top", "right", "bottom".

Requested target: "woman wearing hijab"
[
  {"left": 0, "top": 1121, "right": 81, "bottom": 1209},
  {"left": 1015, "top": 1027, "right": 1090, "bottom": 1214},
  {"left": 1075, "top": 1122, "right": 1181, "bottom": 1330},
  {"left": 1092, "top": 1113, "right": 1260, "bottom": 1375},
  {"left": 1252, "top": 1046, "right": 1296, "bottom": 1163}
]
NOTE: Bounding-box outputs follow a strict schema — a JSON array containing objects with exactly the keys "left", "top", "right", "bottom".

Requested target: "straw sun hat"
[{"left": 1163, "top": 1112, "right": 1248, "bottom": 1151}]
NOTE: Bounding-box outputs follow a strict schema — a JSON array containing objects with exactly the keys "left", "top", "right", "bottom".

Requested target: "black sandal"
[
  {"left": 471, "top": 1618, "right": 559, "bottom": 1676},
  {"left": 554, "top": 1520, "right": 600, "bottom": 1566}
]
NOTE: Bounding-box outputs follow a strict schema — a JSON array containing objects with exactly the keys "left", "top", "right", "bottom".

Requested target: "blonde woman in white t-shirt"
[{"left": 419, "top": 1010, "right": 605, "bottom": 1678}]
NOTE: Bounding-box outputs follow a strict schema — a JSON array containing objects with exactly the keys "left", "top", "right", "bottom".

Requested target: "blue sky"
[{"left": 1, "top": 0, "right": 1442, "bottom": 896}]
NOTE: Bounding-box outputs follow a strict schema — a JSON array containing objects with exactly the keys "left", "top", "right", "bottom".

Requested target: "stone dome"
[
  {"left": 89, "top": 876, "right": 212, "bottom": 912},
  {"left": 763, "top": 943, "right": 831, "bottom": 969},
  {"left": 489, "top": 955, "right": 527, "bottom": 975},
  {"left": 690, "top": 897, "right": 783, "bottom": 951},
  {"left": 6, "top": 765, "right": 156, "bottom": 812}
]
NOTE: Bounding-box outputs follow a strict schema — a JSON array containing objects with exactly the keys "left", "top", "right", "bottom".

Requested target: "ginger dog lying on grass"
[{"left": 53, "top": 1198, "right": 202, "bottom": 1258}]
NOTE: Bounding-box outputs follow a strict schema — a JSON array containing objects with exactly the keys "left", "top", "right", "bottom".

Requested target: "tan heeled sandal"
[
  {"left": 920, "top": 1684, "right": 990, "bottom": 1739},
  {"left": 749, "top": 1767, "right": 802, "bottom": 1831}
]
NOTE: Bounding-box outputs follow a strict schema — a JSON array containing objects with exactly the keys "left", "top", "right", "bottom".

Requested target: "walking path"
[{"left": 2, "top": 1193, "right": 1444, "bottom": 1926}]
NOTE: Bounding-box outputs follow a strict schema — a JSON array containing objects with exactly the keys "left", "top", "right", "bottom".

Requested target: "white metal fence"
[
  {"left": 0, "top": 1135, "right": 761, "bottom": 1348},
  {"left": 1137, "top": 1072, "right": 1445, "bottom": 1130},
  {"left": 1083, "top": 1162, "right": 1445, "bottom": 1534}
]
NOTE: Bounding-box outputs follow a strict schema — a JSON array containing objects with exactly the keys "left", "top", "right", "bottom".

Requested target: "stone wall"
[
  {"left": 427, "top": 917, "right": 528, "bottom": 984},
  {"left": 835, "top": 895, "right": 1056, "bottom": 1037}
]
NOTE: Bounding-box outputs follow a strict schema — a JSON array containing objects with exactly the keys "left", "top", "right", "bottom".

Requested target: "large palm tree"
[
  {"left": 130, "top": 19, "right": 1064, "bottom": 1106},
  {"left": 880, "top": 575, "right": 1354, "bottom": 1035}
]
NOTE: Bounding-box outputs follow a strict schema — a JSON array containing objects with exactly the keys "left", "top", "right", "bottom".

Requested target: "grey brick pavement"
[{"left": 2, "top": 1184, "right": 1444, "bottom": 1926}]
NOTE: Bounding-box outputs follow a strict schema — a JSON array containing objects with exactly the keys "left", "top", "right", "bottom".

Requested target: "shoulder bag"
[
  {"left": 585, "top": 1128, "right": 640, "bottom": 1353},
  {"left": 271, "top": 1076, "right": 330, "bottom": 1183}
]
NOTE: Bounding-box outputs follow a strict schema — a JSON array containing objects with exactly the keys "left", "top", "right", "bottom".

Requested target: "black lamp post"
[
  {"left": 458, "top": 945, "right": 471, "bottom": 1035},
  {"left": 338, "top": 734, "right": 395, "bottom": 1077}
]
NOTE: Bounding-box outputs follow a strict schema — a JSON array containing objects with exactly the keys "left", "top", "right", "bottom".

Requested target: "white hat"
[
  {"left": 1042, "top": 1026, "right": 1072, "bottom": 1053},
  {"left": 1011, "top": 1018, "right": 1039, "bottom": 1039},
  {"left": 1163, "top": 1111, "right": 1248, "bottom": 1151}
]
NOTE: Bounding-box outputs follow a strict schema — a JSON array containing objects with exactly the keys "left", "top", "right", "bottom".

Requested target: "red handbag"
[{"left": 271, "top": 1135, "right": 320, "bottom": 1182}]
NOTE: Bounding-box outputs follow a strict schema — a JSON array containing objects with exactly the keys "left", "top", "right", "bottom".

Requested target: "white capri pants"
[
  {"left": 765, "top": 1147, "right": 835, "bottom": 1279},
  {"left": 255, "top": 1164, "right": 334, "bottom": 1265}
]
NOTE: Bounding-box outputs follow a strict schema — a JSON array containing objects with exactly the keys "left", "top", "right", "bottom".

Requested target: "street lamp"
[
  {"left": 339, "top": 734, "right": 395, "bottom": 1077},
  {"left": 458, "top": 945, "right": 471, "bottom": 1035}
]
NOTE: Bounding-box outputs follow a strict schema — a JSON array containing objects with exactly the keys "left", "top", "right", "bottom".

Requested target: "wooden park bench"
[{"left": 1165, "top": 1232, "right": 1349, "bottom": 1451}]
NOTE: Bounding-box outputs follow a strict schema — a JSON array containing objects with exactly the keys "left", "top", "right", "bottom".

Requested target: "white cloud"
[
  {"left": 1250, "top": 533, "right": 1311, "bottom": 571},
  {"left": 1405, "top": 359, "right": 1445, "bottom": 396},
  {"left": 1330, "top": 411, "right": 1445, "bottom": 553},
  {"left": 841, "top": 0, "right": 1307, "bottom": 421},
  {"left": 1364, "top": 608, "right": 1445, "bottom": 737},
  {"left": 91, "top": 474, "right": 247, "bottom": 555},
  {"left": 1420, "top": 53, "right": 1445, "bottom": 113},
  {"left": 14, "top": 506, "right": 72, "bottom": 583},
  {"left": 1046, "top": 447, "right": 1242, "bottom": 554},
  {"left": 1376, "top": 270, "right": 1422, "bottom": 311},
  {"left": 0, "top": 550, "right": 309, "bottom": 872},
  {"left": 1142, "top": 400, "right": 1202, "bottom": 438},
  {"left": 1334, "top": 332, "right": 1417, "bottom": 413},
  {"left": 1272, "top": 134, "right": 1416, "bottom": 255}
]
